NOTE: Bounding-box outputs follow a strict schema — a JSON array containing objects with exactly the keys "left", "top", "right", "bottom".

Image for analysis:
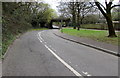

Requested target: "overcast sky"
[
  {"left": 2, "top": 0, "right": 119, "bottom": 14},
  {"left": 42, "top": 0, "right": 119, "bottom": 14}
]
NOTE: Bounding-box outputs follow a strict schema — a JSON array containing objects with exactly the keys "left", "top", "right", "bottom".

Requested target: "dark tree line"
[{"left": 2, "top": 2, "right": 57, "bottom": 55}]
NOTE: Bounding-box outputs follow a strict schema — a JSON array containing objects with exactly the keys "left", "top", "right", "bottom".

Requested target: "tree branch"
[
  {"left": 111, "top": 5, "right": 120, "bottom": 9},
  {"left": 98, "top": 2, "right": 106, "bottom": 10},
  {"left": 94, "top": 1, "right": 107, "bottom": 18}
]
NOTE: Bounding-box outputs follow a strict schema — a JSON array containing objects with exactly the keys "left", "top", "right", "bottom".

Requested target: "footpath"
[{"left": 53, "top": 30, "right": 119, "bottom": 57}]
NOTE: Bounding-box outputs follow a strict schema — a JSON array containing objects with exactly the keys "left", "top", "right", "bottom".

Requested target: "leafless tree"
[{"left": 94, "top": 0, "right": 120, "bottom": 37}]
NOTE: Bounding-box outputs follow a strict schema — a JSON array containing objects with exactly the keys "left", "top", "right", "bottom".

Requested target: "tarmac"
[{"left": 53, "top": 30, "right": 120, "bottom": 57}]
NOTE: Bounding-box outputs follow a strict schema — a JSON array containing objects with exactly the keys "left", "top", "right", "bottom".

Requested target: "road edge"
[
  {"left": 2, "top": 30, "right": 48, "bottom": 60},
  {"left": 54, "top": 33, "right": 120, "bottom": 57}
]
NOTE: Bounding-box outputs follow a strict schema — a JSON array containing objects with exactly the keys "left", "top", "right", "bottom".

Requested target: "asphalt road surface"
[{"left": 2, "top": 29, "right": 118, "bottom": 77}]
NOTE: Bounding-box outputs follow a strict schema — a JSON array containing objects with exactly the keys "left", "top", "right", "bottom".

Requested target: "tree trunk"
[
  {"left": 106, "top": 18, "right": 117, "bottom": 37},
  {"left": 73, "top": 13, "right": 76, "bottom": 29},
  {"left": 49, "top": 21, "right": 53, "bottom": 29},
  {"left": 106, "top": 11, "right": 117, "bottom": 37},
  {"left": 94, "top": 0, "right": 117, "bottom": 37},
  {"left": 77, "top": 27, "right": 80, "bottom": 30},
  {"left": 94, "top": 1, "right": 117, "bottom": 37},
  {"left": 77, "top": 2, "right": 80, "bottom": 31},
  {"left": 73, "top": 27, "right": 76, "bottom": 29},
  {"left": 72, "top": 2, "right": 76, "bottom": 29}
]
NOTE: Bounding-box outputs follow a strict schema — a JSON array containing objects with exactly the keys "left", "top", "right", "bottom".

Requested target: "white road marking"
[
  {"left": 38, "top": 32, "right": 44, "bottom": 41},
  {"left": 87, "top": 74, "right": 91, "bottom": 76},
  {"left": 82, "top": 71, "right": 88, "bottom": 75},
  {"left": 38, "top": 31, "right": 92, "bottom": 77},
  {"left": 82, "top": 71, "right": 92, "bottom": 76},
  {"left": 37, "top": 35, "right": 42, "bottom": 42},
  {"left": 44, "top": 44, "right": 82, "bottom": 76}
]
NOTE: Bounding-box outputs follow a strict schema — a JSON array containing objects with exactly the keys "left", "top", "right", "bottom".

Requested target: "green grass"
[
  {"left": 62, "top": 28, "right": 119, "bottom": 46},
  {"left": 30, "top": 28, "right": 48, "bottom": 31},
  {"left": 2, "top": 33, "right": 16, "bottom": 59}
]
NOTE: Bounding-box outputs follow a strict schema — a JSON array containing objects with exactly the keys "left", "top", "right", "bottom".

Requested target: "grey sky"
[
  {"left": 43, "top": 0, "right": 119, "bottom": 14},
  {"left": 2, "top": 0, "right": 119, "bottom": 13}
]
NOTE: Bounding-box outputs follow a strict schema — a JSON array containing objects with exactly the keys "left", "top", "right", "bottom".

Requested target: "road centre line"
[
  {"left": 38, "top": 32, "right": 44, "bottom": 41},
  {"left": 44, "top": 44, "right": 82, "bottom": 76},
  {"left": 37, "top": 32, "right": 82, "bottom": 76},
  {"left": 37, "top": 31, "right": 92, "bottom": 77},
  {"left": 37, "top": 35, "right": 42, "bottom": 42},
  {"left": 87, "top": 74, "right": 91, "bottom": 76}
]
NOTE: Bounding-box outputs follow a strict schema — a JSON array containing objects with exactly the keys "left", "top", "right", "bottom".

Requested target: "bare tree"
[
  {"left": 76, "top": 2, "right": 96, "bottom": 30},
  {"left": 58, "top": 0, "right": 78, "bottom": 29},
  {"left": 94, "top": 0, "right": 120, "bottom": 37},
  {"left": 58, "top": 0, "right": 96, "bottom": 30}
]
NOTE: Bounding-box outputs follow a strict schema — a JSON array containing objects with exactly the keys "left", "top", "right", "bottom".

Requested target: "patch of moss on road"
[{"left": 61, "top": 28, "right": 119, "bottom": 46}]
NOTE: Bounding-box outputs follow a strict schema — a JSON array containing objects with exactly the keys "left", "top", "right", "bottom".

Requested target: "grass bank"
[{"left": 61, "top": 28, "right": 119, "bottom": 46}]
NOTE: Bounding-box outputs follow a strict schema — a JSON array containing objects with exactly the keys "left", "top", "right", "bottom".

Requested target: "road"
[{"left": 2, "top": 29, "right": 118, "bottom": 77}]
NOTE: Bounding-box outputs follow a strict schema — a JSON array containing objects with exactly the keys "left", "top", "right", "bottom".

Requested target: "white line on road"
[
  {"left": 38, "top": 32, "right": 44, "bottom": 41},
  {"left": 37, "top": 31, "right": 92, "bottom": 77},
  {"left": 87, "top": 74, "right": 92, "bottom": 76},
  {"left": 82, "top": 71, "right": 91, "bottom": 76},
  {"left": 44, "top": 44, "right": 82, "bottom": 76},
  {"left": 37, "top": 35, "right": 42, "bottom": 42}
]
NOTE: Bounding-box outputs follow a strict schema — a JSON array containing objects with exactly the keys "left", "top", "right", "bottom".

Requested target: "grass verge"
[
  {"left": 30, "top": 28, "right": 48, "bottom": 31},
  {"left": 2, "top": 33, "right": 16, "bottom": 58},
  {"left": 61, "top": 28, "right": 119, "bottom": 46}
]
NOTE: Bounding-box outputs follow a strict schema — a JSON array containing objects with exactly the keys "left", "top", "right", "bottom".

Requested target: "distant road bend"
[{"left": 3, "top": 29, "right": 118, "bottom": 77}]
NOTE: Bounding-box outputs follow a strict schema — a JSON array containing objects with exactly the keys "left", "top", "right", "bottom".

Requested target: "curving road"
[{"left": 2, "top": 29, "right": 118, "bottom": 77}]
